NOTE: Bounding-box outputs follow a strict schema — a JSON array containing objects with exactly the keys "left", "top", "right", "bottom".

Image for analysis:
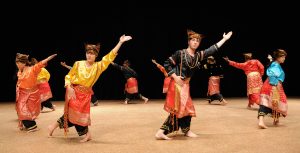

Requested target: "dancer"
[
  {"left": 111, "top": 60, "right": 149, "bottom": 104},
  {"left": 155, "top": 30, "right": 233, "bottom": 140},
  {"left": 48, "top": 34, "right": 132, "bottom": 142},
  {"left": 224, "top": 53, "right": 264, "bottom": 108},
  {"left": 31, "top": 58, "right": 56, "bottom": 111},
  {"left": 258, "top": 49, "right": 287, "bottom": 129},
  {"left": 203, "top": 56, "right": 227, "bottom": 105},
  {"left": 16, "top": 53, "right": 57, "bottom": 132},
  {"left": 60, "top": 61, "right": 99, "bottom": 106}
]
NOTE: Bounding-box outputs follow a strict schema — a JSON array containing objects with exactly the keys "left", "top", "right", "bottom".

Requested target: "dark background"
[{"left": 3, "top": 5, "right": 299, "bottom": 102}]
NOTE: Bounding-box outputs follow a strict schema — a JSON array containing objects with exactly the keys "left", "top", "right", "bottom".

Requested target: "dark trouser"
[
  {"left": 22, "top": 120, "right": 37, "bottom": 130},
  {"left": 258, "top": 105, "right": 283, "bottom": 118},
  {"left": 207, "top": 93, "right": 223, "bottom": 103},
  {"left": 57, "top": 116, "right": 88, "bottom": 136},
  {"left": 41, "top": 99, "right": 54, "bottom": 110},
  {"left": 125, "top": 92, "right": 144, "bottom": 102},
  {"left": 160, "top": 114, "right": 192, "bottom": 135},
  {"left": 91, "top": 94, "right": 98, "bottom": 105}
]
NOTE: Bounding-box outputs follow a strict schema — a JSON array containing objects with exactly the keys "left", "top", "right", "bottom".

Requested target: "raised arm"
[
  {"left": 112, "top": 35, "right": 132, "bottom": 55},
  {"left": 60, "top": 61, "right": 72, "bottom": 70},
  {"left": 41, "top": 54, "right": 57, "bottom": 65},
  {"left": 216, "top": 31, "right": 233, "bottom": 48}
]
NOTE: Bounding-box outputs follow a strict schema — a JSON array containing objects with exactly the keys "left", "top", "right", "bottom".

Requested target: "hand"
[
  {"left": 119, "top": 35, "right": 132, "bottom": 43},
  {"left": 151, "top": 59, "right": 157, "bottom": 64},
  {"left": 66, "top": 86, "right": 76, "bottom": 101},
  {"left": 173, "top": 75, "right": 184, "bottom": 86},
  {"left": 223, "top": 56, "right": 229, "bottom": 62},
  {"left": 267, "top": 54, "right": 273, "bottom": 61},
  {"left": 223, "top": 31, "right": 233, "bottom": 40},
  {"left": 60, "top": 61, "right": 66, "bottom": 66}
]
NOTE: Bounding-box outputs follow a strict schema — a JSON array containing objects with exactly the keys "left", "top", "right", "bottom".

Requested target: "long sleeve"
[
  {"left": 164, "top": 50, "right": 181, "bottom": 76},
  {"left": 228, "top": 60, "right": 247, "bottom": 71},
  {"left": 65, "top": 61, "right": 79, "bottom": 87},
  {"left": 96, "top": 50, "right": 118, "bottom": 72},
  {"left": 37, "top": 68, "right": 50, "bottom": 81},
  {"left": 202, "top": 44, "right": 219, "bottom": 59},
  {"left": 111, "top": 63, "right": 122, "bottom": 71},
  {"left": 156, "top": 64, "right": 168, "bottom": 77}
]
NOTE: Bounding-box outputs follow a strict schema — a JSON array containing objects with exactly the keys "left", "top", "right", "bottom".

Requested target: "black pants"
[
  {"left": 125, "top": 92, "right": 144, "bottom": 102},
  {"left": 41, "top": 99, "right": 54, "bottom": 110},
  {"left": 22, "top": 120, "right": 37, "bottom": 130},
  {"left": 57, "top": 116, "right": 88, "bottom": 136},
  {"left": 207, "top": 93, "right": 223, "bottom": 103},
  {"left": 91, "top": 94, "right": 98, "bottom": 105},
  {"left": 160, "top": 114, "right": 192, "bottom": 135},
  {"left": 258, "top": 105, "right": 284, "bottom": 118}
]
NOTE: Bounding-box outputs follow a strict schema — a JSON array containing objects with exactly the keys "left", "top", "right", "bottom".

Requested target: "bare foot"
[
  {"left": 273, "top": 120, "right": 281, "bottom": 126},
  {"left": 144, "top": 98, "right": 149, "bottom": 104},
  {"left": 124, "top": 101, "right": 128, "bottom": 104},
  {"left": 221, "top": 99, "right": 228, "bottom": 105},
  {"left": 80, "top": 133, "right": 92, "bottom": 143},
  {"left": 155, "top": 130, "right": 172, "bottom": 140},
  {"left": 27, "top": 127, "right": 40, "bottom": 133},
  {"left": 258, "top": 123, "right": 268, "bottom": 129},
  {"left": 185, "top": 130, "right": 198, "bottom": 138},
  {"left": 51, "top": 105, "right": 56, "bottom": 111},
  {"left": 48, "top": 125, "right": 56, "bottom": 137}
]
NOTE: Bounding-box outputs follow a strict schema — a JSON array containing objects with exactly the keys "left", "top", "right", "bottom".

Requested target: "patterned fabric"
[
  {"left": 37, "top": 82, "right": 53, "bottom": 102},
  {"left": 16, "top": 87, "right": 41, "bottom": 129},
  {"left": 164, "top": 79, "right": 195, "bottom": 118},
  {"left": 125, "top": 77, "right": 138, "bottom": 94},
  {"left": 207, "top": 76, "right": 220, "bottom": 96},
  {"left": 260, "top": 78, "right": 287, "bottom": 116},
  {"left": 163, "top": 77, "right": 171, "bottom": 93}
]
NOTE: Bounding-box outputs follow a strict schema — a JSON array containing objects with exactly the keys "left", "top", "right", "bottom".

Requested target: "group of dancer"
[{"left": 15, "top": 30, "right": 288, "bottom": 142}]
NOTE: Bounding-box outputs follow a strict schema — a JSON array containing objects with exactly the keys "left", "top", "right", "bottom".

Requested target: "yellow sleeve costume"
[
  {"left": 65, "top": 50, "right": 117, "bottom": 87},
  {"left": 37, "top": 68, "right": 50, "bottom": 82}
]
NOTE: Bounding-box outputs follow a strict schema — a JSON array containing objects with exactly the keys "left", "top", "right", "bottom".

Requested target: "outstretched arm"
[
  {"left": 60, "top": 61, "right": 72, "bottom": 70},
  {"left": 216, "top": 31, "right": 233, "bottom": 48},
  {"left": 41, "top": 54, "right": 57, "bottom": 65},
  {"left": 112, "top": 35, "right": 132, "bottom": 55}
]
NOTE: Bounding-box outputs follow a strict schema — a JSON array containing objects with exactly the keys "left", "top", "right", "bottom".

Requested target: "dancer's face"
[
  {"left": 276, "top": 56, "right": 286, "bottom": 64},
  {"left": 86, "top": 51, "right": 97, "bottom": 63},
  {"left": 188, "top": 38, "right": 200, "bottom": 50},
  {"left": 16, "top": 62, "right": 25, "bottom": 71}
]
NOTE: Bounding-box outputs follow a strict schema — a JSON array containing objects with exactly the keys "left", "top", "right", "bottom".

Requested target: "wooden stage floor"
[{"left": 1, "top": 98, "right": 299, "bottom": 153}]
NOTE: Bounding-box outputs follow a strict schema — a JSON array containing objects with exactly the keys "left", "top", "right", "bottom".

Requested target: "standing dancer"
[
  {"left": 258, "top": 49, "right": 288, "bottom": 129},
  {"left": 203, "top": 56, "right": 227, "bottom": 105},
  {"left": 155, "top": 30, "right": 233, "bottom": 140},
  {"left": 111, "top": 60, "right": 149, "bottom": 104},
  {"left": 16, "top": 53, "right": 57, "bottom": 132},
  {"left": 60, "top": 61, "right": 99, "bottom": 106},
  {"left": 48, "top": 35, "right": 132, "bottom": 142},
  {"left": 31, "top": 58, "right": 56, "bottom": 111},
  {"left": 224, "top": 53, "right": 264, "bottom": 109}
]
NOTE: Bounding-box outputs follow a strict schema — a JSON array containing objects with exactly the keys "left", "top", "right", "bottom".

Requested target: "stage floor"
[{"left": 1, "top": 98, "right": 300, "bottom": 153}]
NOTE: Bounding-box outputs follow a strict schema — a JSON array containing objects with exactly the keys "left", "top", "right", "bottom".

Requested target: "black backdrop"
[{"left": 3, "top": 6, "right": 299, "bottom": 102}]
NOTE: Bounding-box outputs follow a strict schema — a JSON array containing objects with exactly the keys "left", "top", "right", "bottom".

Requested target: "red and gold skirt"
[{"left": 125, "top": 77, "right": 138, "bottom": 94}]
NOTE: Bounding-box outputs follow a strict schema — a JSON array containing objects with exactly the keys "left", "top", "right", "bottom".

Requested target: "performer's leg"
[
  {"left": 91, "top": 94, "right": 99, "bottom": 106},
  {"left": 179, "top": 116, "right": 198, "bottom": 137},
  {"left": 74, "top": 125, "right": 91, "bottom": 142},
  {"left": 155, "top": 114, "right": 177, "bottom": 140},
  {"left": 42, "top": 99, "right": 55, "bottom": 111},
  {"left": 257, "top": 105, "right": 270, "bottom": 129},
  {"left": 22, "top": 120, "right": 39, "bottom": 132},
  {"left": 124, "top": 92, "right": 131, "bottom": 104},
  {"left": 48, "top": 115, "right": 74, "bottom": 136},
  {"left": 138, "top": 93, "right": 149, "bottom": 104}
]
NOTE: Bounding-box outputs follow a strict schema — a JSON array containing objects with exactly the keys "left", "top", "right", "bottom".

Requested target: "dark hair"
[
  {"left": 273, "top": 49, "right": 287, "bottom": 59},
  {"left": 85, "top": 43, "right": 100, "bottom": 56},
  {"left": 123, "top": 60, "right": 130, "bottom": 66}
]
